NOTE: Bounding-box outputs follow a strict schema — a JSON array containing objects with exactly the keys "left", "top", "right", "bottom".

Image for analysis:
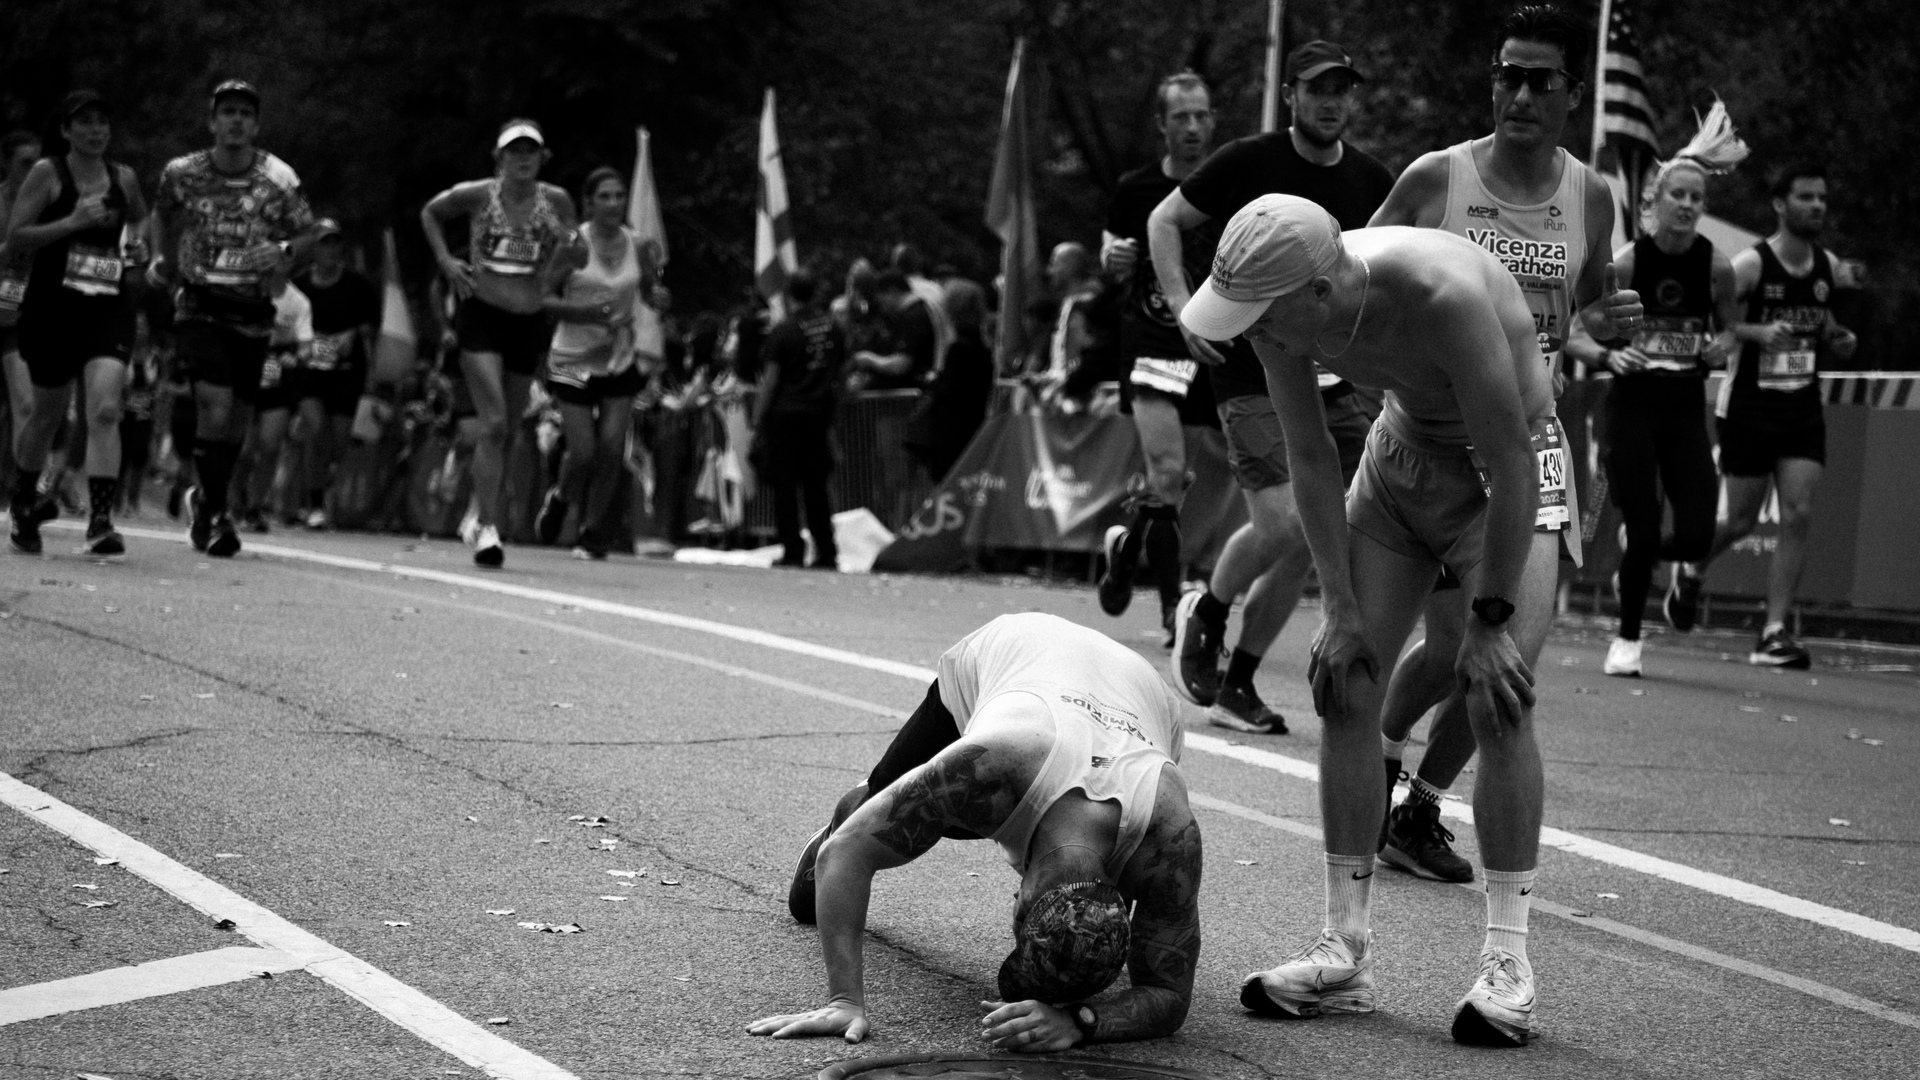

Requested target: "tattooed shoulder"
[{"left": 869, "top": 743, "right": 1021, "bottom": 858}]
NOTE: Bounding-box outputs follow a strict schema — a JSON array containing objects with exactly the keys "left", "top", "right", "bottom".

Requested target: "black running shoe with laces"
[
  {"left": 1096, "top": 524, "right": 1134, "bottom": 616},
  {"left": 85, "top": 520, "right": 125, "bottom": 557},
  {"left": 1381, "top": 800, "right": 1474, "bottom": 883},
  {"left": 1750, "top": 626, "right": 1811, "bottom": 669},
  {"left": 1208, "top": 682, "right": 1286, "bottom": 734},
  {"left": 206, "top": 513, "right": 242, "bottom": 558},
  {"left": 1169, "top": 590, "right": 1224, "bottom": 705},
  {"left": 1664, "top": 568, "right": 1703, "bottom": 633}
]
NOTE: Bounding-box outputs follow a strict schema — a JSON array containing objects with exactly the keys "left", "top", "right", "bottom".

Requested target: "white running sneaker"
[
  {"left": 1452, "top": 947, "right": 1535, "bottom": 1046},
  {"left": 473, "top": 523, "right": 504, "bottom": 568},
  {"left": 1239, "top": 928, "right": 1375, "bottom": 1018},
  {"left": 1602, "top": 636, "right": 1642, "bottom": 677}
]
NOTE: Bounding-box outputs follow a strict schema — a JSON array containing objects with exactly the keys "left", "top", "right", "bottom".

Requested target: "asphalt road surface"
[{"left": 3, "top": 515, "right": 1915, "bottom": 1080}]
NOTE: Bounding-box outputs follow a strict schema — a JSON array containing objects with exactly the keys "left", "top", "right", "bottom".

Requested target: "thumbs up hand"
[{"left": 1600, "top": 263, "right": 1642, "bottom": 337}]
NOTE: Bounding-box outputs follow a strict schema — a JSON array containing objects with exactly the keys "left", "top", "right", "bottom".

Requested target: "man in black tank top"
[
  {"left": 1678, "top": 163, "right": 1857, "bottom": 669},
  {"left": 4, "top": 91, "right": 148, "bottom": 557}
]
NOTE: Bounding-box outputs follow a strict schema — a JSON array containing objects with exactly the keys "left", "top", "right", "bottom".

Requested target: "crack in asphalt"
[
  {"left": 7, "top": 611, "right": 785, "bottom": 906},
  {"left": 15, "top": 728, "right": 201, "bottom": 790},
  {"left": 33, "top": 904, "right": 84, "bottom": 948}
]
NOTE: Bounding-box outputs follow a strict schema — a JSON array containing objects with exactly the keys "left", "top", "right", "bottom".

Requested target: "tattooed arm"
[
  {"left": 750, "top": 739, "right": 1027, "bottom": 1042},
  {"left": 1085, "top": 766, "right": 1201, "bottom": 1043}
]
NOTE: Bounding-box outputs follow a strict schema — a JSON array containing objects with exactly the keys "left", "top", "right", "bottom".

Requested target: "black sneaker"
[
  {"left": 85, "top": 520, "right": 125, "bottom": 557},
  {"left": 206, "top": 514, "right": 242, "bottom": 558},
  {"left": 9, "top": 504, "right": 41, "bottom": 554},
  {"left": 186, "top": 486, "right": 212, "bottom": 552},
  {"left": 1750, "top": 626, "right": 1811, "bottom": 669},
  {"left": 1664, "top": 568, "right": 1703, "bottom": 633},
  {"left": 535, "top": 488, "right": 568, "bottom": 546},
  {"left": 1168, "top": 590, "right": 1223, "bottom": 705},
  {"left": 788, "top": 782, "right": 868, "bottom": 924},
  {"left": 1096, "top": 524, "right": 1134, "bottom": 616},
  {"left": 1208, "top": 682, "right": 1286, "bottom": 734},
  {"left": 1381, "top": 800, "right": 1474, "bottom": 883}
]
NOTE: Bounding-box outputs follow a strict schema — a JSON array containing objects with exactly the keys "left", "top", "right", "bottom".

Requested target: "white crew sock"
[
  {"left": 1763, "top": 621, "right": 1787, "bottom": 638},
  {"left": 1483, "top": 868, "right": 1535, "bottom": 959},
  {"left": 1326, "top": 853, "right": 1375, "bottom": 940}
]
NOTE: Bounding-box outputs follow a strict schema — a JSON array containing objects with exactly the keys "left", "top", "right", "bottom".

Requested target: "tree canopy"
[{"left": 5, "top": 0, "right": 1914, "bottom": 361}]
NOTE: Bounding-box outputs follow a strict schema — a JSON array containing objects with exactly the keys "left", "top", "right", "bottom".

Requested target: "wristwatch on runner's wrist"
[{"left": 1471, "top": 595, "right": 1515, "bottom": 627}]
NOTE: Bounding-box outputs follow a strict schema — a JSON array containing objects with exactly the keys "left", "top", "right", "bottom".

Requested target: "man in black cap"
[
  {"left": 751, "top": 613, "right": 1201, "bottom": 1052},
  {"left": 149, "top": 78, "right": 316, "bottom": 557},
  {"left": 1148, "top": 41, "right": 1394, "bottom": 734},
  {"left": 288, "top": 217, "right": 379, "bottom": 527}
]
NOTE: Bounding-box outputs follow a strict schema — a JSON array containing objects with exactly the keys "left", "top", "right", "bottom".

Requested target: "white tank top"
[
  {"left": 549, "top": 225, "right": 641, "bottom": 371},
  {"left": 1437, "top": 142, "right": 1591, "bottom": 370},
  {"left": 937, "top": 614, "right": 1186, "bottom": 877}
]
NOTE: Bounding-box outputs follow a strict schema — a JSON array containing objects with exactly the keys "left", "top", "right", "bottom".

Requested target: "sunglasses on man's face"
[{"left": 1490, "top": 63, "right": 1572, "bottom": 93}]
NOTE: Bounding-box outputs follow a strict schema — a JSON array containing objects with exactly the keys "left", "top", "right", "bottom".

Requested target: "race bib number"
[
  {"left": 480, "top": 235, "right": 541, "bottom": 275},
  {"left": 260, "top": 354, "right": 285, "bottom": 389},
  {"left": 1758, "top": 339, "right": 1816, "bottom": 391},
  {"left": 310, "top": 330, "right": 354, "bottom": 372},
  {"left": 63, "top": 245, "right": 123, "bottom": 296},
  {"left": 1634, "top": 316, "right": 1705, "bottom": 373},
  {"left": 1471, "top": 421, "right": 1569, "bottom": 530},
  {"left": 0, "top": 275, "right": 25, "bottom": 312},
  {"left": 207, "top": 246, "right": 260, "bottom": 287}
]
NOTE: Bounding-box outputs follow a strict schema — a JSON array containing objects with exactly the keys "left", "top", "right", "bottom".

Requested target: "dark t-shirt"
[
  {"left": 865, "top": 297, "right": 935, "bottom": 391},
  {"left": 1105, "top": 162, "right": 1224, "bottom": 362},
  {"left": 294, "top": 269, "right": 380, "bottom": 372},
  {"left": 762, "top": 309, "right": 846, "bottom": 416},
  {"left": 1180, "top": 133, "right": 1396, "bottom": 399}
]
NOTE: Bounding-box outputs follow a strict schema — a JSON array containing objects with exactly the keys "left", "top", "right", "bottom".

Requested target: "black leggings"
[{"left": 1604, "top": 381, "right": 1718, "bottom": 639}]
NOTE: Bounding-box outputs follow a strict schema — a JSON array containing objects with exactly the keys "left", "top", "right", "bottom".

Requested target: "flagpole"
[
  {"left": 1590, "top": 0, "right": 1613, "bottom": 162},
  {"left": 1261, "top": 0, "right": 1286, "bottom": 134}
]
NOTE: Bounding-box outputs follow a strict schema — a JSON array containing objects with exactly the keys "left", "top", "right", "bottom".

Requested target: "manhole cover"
[{"left": 818, "top": 1052, "right": 1219, "bottom": 1080}]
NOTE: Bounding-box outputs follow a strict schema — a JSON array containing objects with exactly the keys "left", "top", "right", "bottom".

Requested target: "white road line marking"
[
  {"left": 0, "top": 773, "right": 578, "bottom": 1079},
  {"left": 1183, "top": 733, "right": 1920, "bottom": 954},
  {"left": 68, "top": 529, "right": 1920, "bottom": 956},
  {"left": 1189, "top": 793, "right": 1920, "bottom": 1032},
  {"left": 0, "top": 946, "right": 303, "bottom": 1026}
]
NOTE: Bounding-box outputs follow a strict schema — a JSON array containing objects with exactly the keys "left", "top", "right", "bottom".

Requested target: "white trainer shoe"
[
  {"left": 1239, "top": 928, "right": 1375, "bottom": 1018},
  {"left": 1452, "top": 947, "right": 1535, "bottom": 1046},
  {"left": 1603, "top": 636, "right": 1642, "bottom": 677}
]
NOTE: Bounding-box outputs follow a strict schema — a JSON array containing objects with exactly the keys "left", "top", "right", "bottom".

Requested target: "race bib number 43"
[{"left": 1471, "top": 421, "right": 1569, "bottom": 530}]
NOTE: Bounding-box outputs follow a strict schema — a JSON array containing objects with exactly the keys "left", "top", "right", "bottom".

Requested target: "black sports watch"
[
  {"left": 1069, "top": 1003, "right": 1099, "bottom": 1043},
  {"left": 1471, "top": 595, "right": 1516, "bottom": 627}
]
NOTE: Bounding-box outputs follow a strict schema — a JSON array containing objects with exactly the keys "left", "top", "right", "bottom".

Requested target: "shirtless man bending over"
[
  {"left": 752, "top": 612, "right": 1202, "bottom": 1053},
  {"left": 1182, "top": 194, "right": 1638, "bottom": 1045}
]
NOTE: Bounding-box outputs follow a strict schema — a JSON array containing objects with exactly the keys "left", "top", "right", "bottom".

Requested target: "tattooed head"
[{"left": 997, "top": 881, "right": 1130, "bottom": 1002}]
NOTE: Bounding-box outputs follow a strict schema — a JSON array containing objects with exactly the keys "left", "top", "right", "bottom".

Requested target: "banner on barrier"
[{"left": 874, "top": 411, "right": 1142, "bottom": 572}]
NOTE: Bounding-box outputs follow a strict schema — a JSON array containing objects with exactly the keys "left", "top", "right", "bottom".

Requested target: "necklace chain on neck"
[{"left": 1319, "top": 255, "right": 1370, "bottom": 359}]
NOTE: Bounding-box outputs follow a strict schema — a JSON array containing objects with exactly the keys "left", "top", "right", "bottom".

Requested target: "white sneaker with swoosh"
[
  {"left": 1452, "top": 947, "right": 1535, "bottom": 1046},
  {"left": 1239, "top": 928, "right": 1375, "bottom": 1017}
]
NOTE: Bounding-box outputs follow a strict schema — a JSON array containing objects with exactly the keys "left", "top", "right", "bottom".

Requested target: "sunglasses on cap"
[{"left": 1490, "top": 63, "right": 1572, "bottom": 93}]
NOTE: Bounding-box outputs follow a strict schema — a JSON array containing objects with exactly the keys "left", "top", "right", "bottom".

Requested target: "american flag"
[
  {"left": 1595, "top": 0, "right": 1657, "bottom": 239},
  {"left": 754, "top": 88, "right": 797, "bottom": 319}
]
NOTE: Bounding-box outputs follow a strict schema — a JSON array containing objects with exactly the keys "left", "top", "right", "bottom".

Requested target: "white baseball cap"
[
  {"left": 495, "top": 120, "right": 545, "bottom": 150},
  {"left": 1181, "top": 194, "right": 1344, "bottom": 342}
]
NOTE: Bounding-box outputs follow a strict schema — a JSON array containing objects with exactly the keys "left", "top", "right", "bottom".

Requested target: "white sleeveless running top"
[
  {"left": 1437, "top": 142, "right": 1591, "bottom": 370},
  {"left": 549, "top": 224, "right": 640, "bottom": 376},
  {"left": 937, "top": 613, "right": 1186, "bottom": 878}
]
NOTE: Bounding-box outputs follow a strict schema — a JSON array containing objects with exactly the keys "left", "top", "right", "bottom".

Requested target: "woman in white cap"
[
  {"left": 420, "top": 119, "right": 576, "bottom": 567},
  {"left": 535, "top": 165, "right": 665, "bottom": 559}
]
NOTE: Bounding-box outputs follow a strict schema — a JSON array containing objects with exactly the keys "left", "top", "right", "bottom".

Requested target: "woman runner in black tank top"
[
  {"left": 1567, "top": 125, "right": 1743, "bottom": 676},
  {"left": 3, "top": 91, "right": 149, "bottom": 557}
]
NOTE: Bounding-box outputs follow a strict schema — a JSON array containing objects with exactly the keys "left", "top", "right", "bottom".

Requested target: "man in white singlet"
[{"left": 753, "top": 613, "right": 1201, "bottom": 1053}]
